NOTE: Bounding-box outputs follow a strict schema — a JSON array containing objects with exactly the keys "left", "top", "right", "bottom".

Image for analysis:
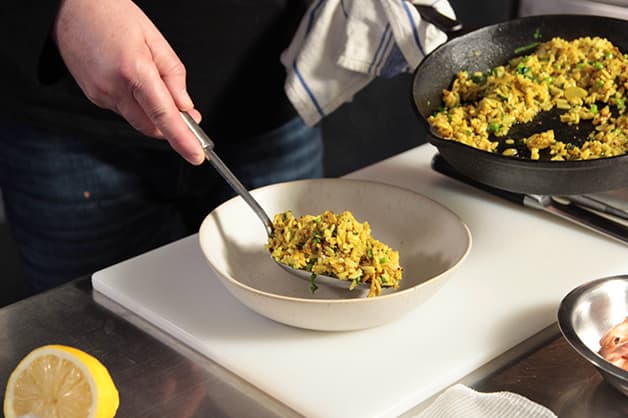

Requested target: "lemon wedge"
[{"left": 4, "top": 344, "right": 119, "bottom": 418}]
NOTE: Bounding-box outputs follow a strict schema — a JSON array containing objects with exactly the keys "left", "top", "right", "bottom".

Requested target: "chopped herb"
[
  {"left": 593, "top": 61, "right": 604, "bottom": 70},
  {"left": 605, "top": 52, "right": 614, "bottom": 60},
  {"left": 516, "top": 63, "right": 531, "bottom": 75},
  {"left": 305, "top": 258, "right": 316, "bottom": 271},
  {"left": 379, "top": 256, "right": 387, "bottom": 264},
  {"left": 367, "top": 248, "right": 373, "bottom": 259},
  {"left": 470, "top": 73, "right": 486, "bottom": 84},
  {"left": 313, "top": 216, "right": 321, "bottom": 223},
  {"left": 514, "top": 42, "right": 540, "bottom": 55},
  {"left": 533, "top": 28, "right": 542, "bottom": 40},
  {"left": 487, "top": 122, "right": 501, "bottom": 133},
  {"left": 380, "top": 276, "right": 388, "bottom": 284},
  {"left": 598, "top": 80, "right": 605, "bottom": 88},
  {"left": 576, "top": 62, "right": 586, "bottom": 69},
  {"left": 432, "top": 106, "right": 447, "bottom": 117},
  {"left": 309, "top": 273, "right": 318, "bottom": 293},
  {"left": 590, "top": 104, "right": 598, "bottom": 114}
]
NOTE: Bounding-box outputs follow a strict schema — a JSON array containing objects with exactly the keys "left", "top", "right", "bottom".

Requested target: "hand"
[{"left": 53, "top": 0, "right": 205, "bottom": 165}]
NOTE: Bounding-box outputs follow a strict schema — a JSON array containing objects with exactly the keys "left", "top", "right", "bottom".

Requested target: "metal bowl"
[{"left": 558, "top": 275, "right": 628, "bottom": 396}]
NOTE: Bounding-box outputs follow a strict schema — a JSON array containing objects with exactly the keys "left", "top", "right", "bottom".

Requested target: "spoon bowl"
[{"left": 274, "top": 260, "right": 370, "bottom": 291}]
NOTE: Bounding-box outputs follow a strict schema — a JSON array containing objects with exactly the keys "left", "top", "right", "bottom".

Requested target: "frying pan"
[{"left": 412, "top": 14, "right": 628, "bottom": 195}]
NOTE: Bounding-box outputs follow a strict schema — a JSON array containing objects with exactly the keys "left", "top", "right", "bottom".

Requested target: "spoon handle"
[
  {"left": 413, "top": 5, "right": 463, "bottom": 36},
  {"left": 180, "top": 111, "right": 274, "bottom": 236}
]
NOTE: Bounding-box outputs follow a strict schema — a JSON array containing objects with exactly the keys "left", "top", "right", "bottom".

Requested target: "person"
[{"left": 0, "top": 0, "right": 323, "bottom": 295}]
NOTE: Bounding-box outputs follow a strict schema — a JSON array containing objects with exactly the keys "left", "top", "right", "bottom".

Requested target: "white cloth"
[
  {"left": 281, "top": 0, "right": 455, "bottom": 126},
  {"left": 414, "top": 384, "right": 557, "bottom": 418}
]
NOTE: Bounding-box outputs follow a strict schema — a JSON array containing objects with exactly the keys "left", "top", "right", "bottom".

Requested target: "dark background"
[{"left": 0, "top": 0, "right": 519, "bottom": 307}]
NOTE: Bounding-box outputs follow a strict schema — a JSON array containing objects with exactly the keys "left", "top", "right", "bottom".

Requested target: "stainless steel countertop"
[
  {"left": 0, "top": 279, "right": 298, "bottom": 418},
  {"left": 2, "top": 277, "right": 626, "bottom": 417}
]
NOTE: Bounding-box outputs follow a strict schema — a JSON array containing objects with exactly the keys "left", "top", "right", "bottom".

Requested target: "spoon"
[{"left": 180, "top": 111, "right": 368, "bottom": 291}]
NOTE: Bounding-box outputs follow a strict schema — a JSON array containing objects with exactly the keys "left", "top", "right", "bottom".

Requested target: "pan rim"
[{"left": 427, "top": 136, "right": 628, "bottom": 168}]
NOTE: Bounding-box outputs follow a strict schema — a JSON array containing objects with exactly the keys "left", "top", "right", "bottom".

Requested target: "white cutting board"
[{"left": 92, "top": 144, "right": 628, "bottom": 418}]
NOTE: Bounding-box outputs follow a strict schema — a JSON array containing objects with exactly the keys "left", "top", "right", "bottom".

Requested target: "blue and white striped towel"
[{"left": 281, "top": 0, "right": 455, "bottom": 126}]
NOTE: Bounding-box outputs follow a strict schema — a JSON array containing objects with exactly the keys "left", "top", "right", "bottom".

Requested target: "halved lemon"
[{"left": 4, "top": 344, "right": 119, "bottom": 418}]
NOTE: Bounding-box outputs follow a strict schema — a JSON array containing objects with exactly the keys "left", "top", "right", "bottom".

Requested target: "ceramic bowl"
[
  {"left": 558, "top": 275, "right": 628, "bottom": 396},
  {"left": 198, "top": 178, "right": 471, "bottom": 331}
]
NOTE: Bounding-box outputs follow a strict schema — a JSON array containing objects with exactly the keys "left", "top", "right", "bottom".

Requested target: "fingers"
[
  {"left": 124, "top": 25, "right": 204, "bottom": 164},
  {"left": 130, "top": 62, "right": 205, "bottom": 165},
  {"left": 115, "top": 98, "right": 164, "bottom": 139},
  {"left": 147, "top": 29, "right": 196, "bottom": 112}
]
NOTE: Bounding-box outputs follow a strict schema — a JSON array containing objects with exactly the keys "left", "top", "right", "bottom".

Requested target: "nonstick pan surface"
[{"left": 412, "top": 14, "right": 628, "bottom": 195}]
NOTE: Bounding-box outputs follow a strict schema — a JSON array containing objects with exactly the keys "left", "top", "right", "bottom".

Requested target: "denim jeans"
[{"left": 0, "top": 116, "right": 323, "bottom": 294}]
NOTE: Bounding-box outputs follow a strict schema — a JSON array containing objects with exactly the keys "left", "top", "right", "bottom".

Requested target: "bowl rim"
[
  {"left": 199, "top": 178, "right": 473, "bottom": 304},
  {"left": 557, "top": 274, "right": 628, "bottom": 381}
]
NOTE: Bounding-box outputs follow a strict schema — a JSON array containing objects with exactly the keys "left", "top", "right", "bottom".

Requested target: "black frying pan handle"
[
  {"left": 414, "top": 5, "right": 464, "bottom": 37},
  {"left": 431, "top": 154, "right": 526, "bottom": 206}
]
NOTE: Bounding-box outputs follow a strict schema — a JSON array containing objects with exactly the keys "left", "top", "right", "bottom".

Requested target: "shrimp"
[{"left": 599, "top": 317, "right": 628, "bottom": 370}]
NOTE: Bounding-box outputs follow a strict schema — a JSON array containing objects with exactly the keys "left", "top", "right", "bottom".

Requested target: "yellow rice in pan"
[
  {"left": 428, "top": 36, "right": 628, "bottom": 160},
  {"left": 266, "top": 210, "right": 402, "bottom": 297}
]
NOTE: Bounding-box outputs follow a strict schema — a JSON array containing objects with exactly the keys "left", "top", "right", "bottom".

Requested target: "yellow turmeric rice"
[
  {"left": 266, "top": 210, "right": 402, "bottom": 297},
  {"left": 428, "top": 36, "right": 628, "bottom": 160}
]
